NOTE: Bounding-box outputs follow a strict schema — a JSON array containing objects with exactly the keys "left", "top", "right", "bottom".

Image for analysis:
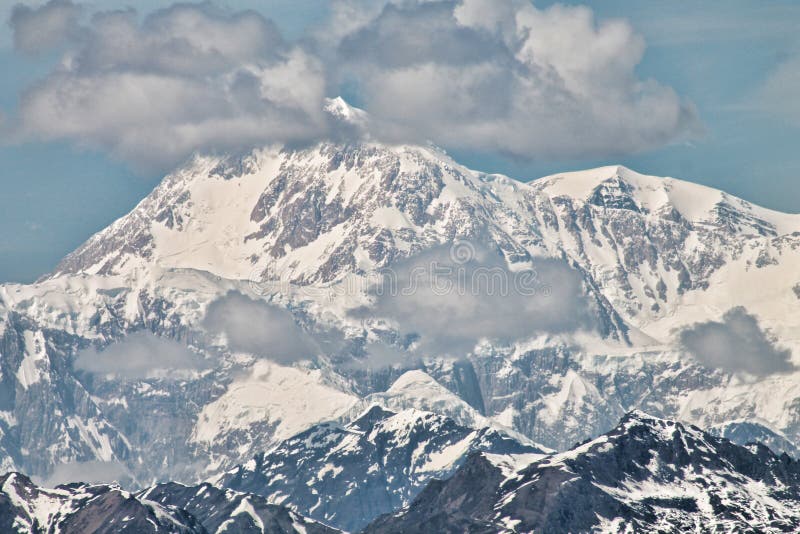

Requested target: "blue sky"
[{"left": 0, "top": 0, "right": 799, "bottom": 283}]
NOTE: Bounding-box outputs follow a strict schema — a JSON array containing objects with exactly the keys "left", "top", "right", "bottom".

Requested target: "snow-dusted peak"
[
  {"left": 541, "top": 409, "right": 720, "bottom": 471},
  {"left": 345, "top": 369, "right": 486, "bottom": 424},
  {"left": 219, "top": 401, "right": 544, "bottom": 531},
  {"left": 386, "top": 369, "right": 444, "bottom": 393},
  {"left": 323, "top": 96, "right": 370, "bottom": 129},
  {"left": 48, "top": 140, "right": 800, "bottom": 337},
  {"left": 535, "top": 164, "right": 636, "bottom": 198},
  {"left": 50, "top": 139, "right": 525, "bottom": 286},
  {"left": 534, "top": 164, "right": 800, "bottom": 234},
  {"left": 614, "top": 408, "right": 708, "bottom": 446},
  {"left": 41, "top": 135, "right": 800, "bottom": 338}
]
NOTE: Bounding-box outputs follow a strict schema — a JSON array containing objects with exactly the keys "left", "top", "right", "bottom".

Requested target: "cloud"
[
  {"left": 344, "top": 342, "right": 419, "bottom": 371},
  {"left": 757, "top": 56, "right": 800, "bottom": 126},
  {"left": 42, "top": 460, "right": 131, "bottom": 487},
  {"left": 202, "top": 292, "right": 319, "bottom": 363},
  {"left": 6, "top": 0, "right": 697, "bottom": 168},
  {"left": 9, "top": 3, "right": 328, "bottom": 170},
  {"left": 350, "top": 242, "right": 598, "bottom": 357},
  {"left": 332, "top": 0, "right": 699, "bottom": 159},
  {"left": 75, "top": 331, "right": 208, "bottom": 380},
  {"left": 679, "top": 307, "right": 795, "bottom": 376},
  {"left": 9, "top": 0, "right": 83, "bottom": 54}
]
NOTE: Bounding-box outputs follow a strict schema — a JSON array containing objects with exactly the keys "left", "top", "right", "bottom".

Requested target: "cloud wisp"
[
  {"left": 75, "top": 331, "right": 209, "bottom": 380},
  {"left": 42, "top": 460, "right": 131, "bottom": 487},
  {"left": 5, "top": 0, "right": 699, "bottom": 169},
  {"left": 202, "top": 291, "right": 320, "bottom": 364},
  {"left": 679, "top": 306, "right": 795, "bottom": 377},
  {"left": 350, "top": 242, "right": 599, "bottom": 357},
  {"left": 756, "top": 55, "right": 800, "bottom": 127}
]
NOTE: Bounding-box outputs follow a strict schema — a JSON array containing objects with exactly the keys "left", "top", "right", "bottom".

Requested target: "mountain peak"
[
  {"left": 534, "top": 163, "right": 800, "bottom": 233},
  {"left": 619, "top": 408, "right": 666, "bottom": 425},
  {"left": 48, "top": 133, "right": 800, "bottom": 289},
  {"left": 220, "top": 402, "right": 544, "bottom": 531},
  {"left": 324, "top": 96, "right": 367, "bottom": 122}
]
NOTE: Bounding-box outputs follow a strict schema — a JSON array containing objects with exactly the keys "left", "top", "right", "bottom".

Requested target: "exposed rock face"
[
  {"left": 365, "top": 411, "right": 800, "bottom": 533},
  {"left": 218, "top": 405, "right": 546, "bottom": 532}
]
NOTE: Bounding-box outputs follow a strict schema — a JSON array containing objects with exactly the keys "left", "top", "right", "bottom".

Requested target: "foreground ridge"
[
  {"left": 365, "top": 410, "right": 800, "bottom": 533},
  {"left": 2, "top": 412, "right": 800, "bottom": 532},
  {"left": 0, "top": 472, "right": 339, "bottom": 534},
  {"left": 218, "top": 405, "right": 546, "bottom": 531}
]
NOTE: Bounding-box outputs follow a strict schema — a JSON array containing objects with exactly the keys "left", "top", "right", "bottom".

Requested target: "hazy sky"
[{"left": 1, "top": 0, "right": 798, "bottom": 283}]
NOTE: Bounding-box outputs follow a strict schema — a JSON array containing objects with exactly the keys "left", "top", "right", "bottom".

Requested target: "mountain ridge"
[
  {"left": 217, "top": 404, "right": 547, "bottom": 531},
  {"left": 365, "top": 410, "right": 800, "bottom": 533}
]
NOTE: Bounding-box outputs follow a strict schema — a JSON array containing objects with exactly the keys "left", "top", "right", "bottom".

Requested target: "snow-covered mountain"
[
  {"left": 1, "top": 99, "right": 800, "bottom": 492},
  {"left": 6, "top": 412, "right": 800, "bottom": 533},
  {"left": 0, "top": 472, "right": 336, "bottom": 533},
  {"left": 49, "top": 139, "right": 800, "bottom": 345},
  {"left": 139, "top": 482, "right": 340, "bottom": 534},
  {"left": 365, "top": 411, "right": 800, "bottom": 533},
  {"left": 218, "top": 405, "right": 546, "bottom": 531}
]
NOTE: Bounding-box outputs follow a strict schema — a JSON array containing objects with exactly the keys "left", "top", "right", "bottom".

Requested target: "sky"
[{"left": 0, "top": 0, "right": 798, "bottom": 283}]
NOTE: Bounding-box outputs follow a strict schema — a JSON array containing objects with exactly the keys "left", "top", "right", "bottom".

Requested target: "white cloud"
[
  {"left": 345, "top": 342, "right": 418, "bottom": 370},
  {"left": 333, "top": 0, "right": 699, "bottom": 159},
  {"left": 9, "top": 0, "right": 83, "bottom": 54},
  {"left": 202, "top": 292, "right": 319, "bottom": 363},
  {"left": 7, "top": 0, "right": 698, "bottom": 167},
  {"left": 9, "top": 3, "right": 328, "bottom": 170},
  {"left": 75, "top": 331, "right": 208, "bottom": 380},
  {"left": 679, "top": 307, "right": 795, "bottom": 377},
  {"left": 350, "top": 243, "right": 599, "bottom": 357}
]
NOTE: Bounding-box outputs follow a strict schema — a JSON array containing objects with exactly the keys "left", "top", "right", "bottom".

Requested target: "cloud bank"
[
  {"left": 6, "top": 0, "right": 698, "bottom": 169},
  {"left": 75, "top": 331, "right": 208, "bottom": 380},
  {"left": 679, "top": 306, "right": 795, "bottom": 377},
  {"left": 334, "top": 0, "right": 697, "bottom": 158}
]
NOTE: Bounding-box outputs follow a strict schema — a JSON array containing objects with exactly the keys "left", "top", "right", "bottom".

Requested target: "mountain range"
[
  {"left": 1, "top": 99, "right": 800, "bottom": 530},
  {"left": 4, "top": 410, "right": 800, "bottom": 533}
]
